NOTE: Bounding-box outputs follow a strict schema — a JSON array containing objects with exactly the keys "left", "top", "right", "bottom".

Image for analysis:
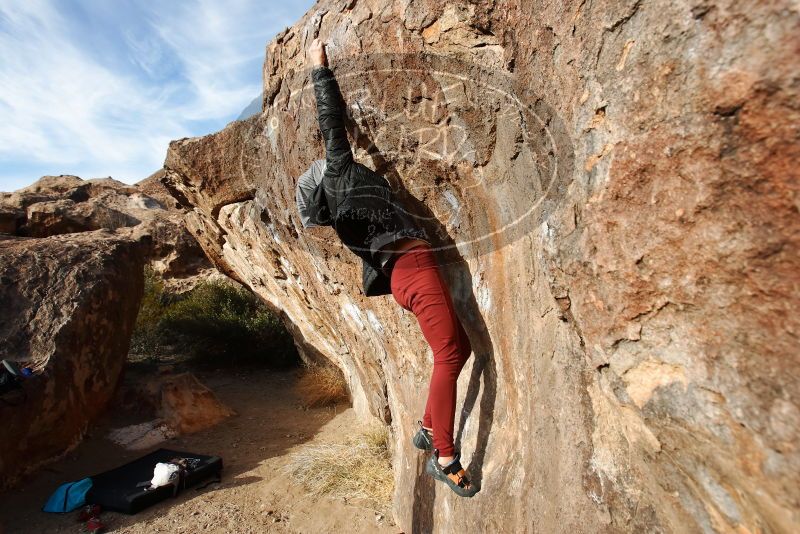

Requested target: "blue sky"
[{"left": 0, "top": 0, "right": 315, "bottom": 191}]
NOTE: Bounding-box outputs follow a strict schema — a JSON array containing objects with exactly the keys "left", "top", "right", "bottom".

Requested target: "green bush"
[
  {"left": 130, "top": 268, "right": 298, "bottom": 367},
  {"left": 130, "top": 268, "right": 170, "bottom": 357}
]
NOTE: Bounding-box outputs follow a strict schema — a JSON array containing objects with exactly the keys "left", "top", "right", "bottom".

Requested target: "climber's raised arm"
[{"left": 307, "top": 39, "right": 353, "bottom": 177}]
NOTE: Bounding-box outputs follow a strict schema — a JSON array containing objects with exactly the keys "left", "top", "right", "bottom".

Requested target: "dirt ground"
[{"left": 0, "top": 367, "right": 399, "bottom": 534}]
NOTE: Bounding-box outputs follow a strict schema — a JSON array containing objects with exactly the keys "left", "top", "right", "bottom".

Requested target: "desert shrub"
[
  {"left": 283, "top": 424, "right": 393, "bottom": 513},
  {"left": 160, "top": 280, "right": 297, "bottom": 366},
  {"left": 129, "top": 268, "right": 171, "bottom": 357},
  {"left": 295, "top": 362, "right": 350, "bottom": 407},
  {"left": 130, "top": 270, "right": 297, "bottom": 367}
]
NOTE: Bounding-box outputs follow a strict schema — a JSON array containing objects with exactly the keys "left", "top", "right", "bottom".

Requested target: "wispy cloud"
[{"left": 0, "top": 0, "right": 313, "bottom": 191}]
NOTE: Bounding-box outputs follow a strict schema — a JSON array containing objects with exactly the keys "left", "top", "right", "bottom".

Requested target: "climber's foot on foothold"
[
  {"left": 412, "top": 420, "right": 433, "bottom": 451},
  {"left": 425, "top": 449, "right": 479, "bottom": 497}
]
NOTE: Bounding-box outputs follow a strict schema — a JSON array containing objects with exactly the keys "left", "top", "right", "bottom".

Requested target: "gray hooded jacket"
[{"left": 295, "top": 66, "right": 430, "bottom": 297}]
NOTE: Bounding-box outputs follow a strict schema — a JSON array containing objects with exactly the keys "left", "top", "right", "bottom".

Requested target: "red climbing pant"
[{"left": 389, "top": 244, "right": 472, "bottom": 457}]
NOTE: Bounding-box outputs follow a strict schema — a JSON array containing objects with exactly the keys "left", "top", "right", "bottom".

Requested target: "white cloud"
[
  {"left": 0, "top": 1, "right": 187, "bottom": 184},
  {"left": 0, "top": 0, "right": 312, "bottom": 191},
  {"left": 146, "top": 0, "right": 300, "bottom": 121}
]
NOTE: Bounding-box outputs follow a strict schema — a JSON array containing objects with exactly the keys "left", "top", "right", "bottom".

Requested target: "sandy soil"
[{"left": 0, "top": 367, "right": 398, "bottom": 534}]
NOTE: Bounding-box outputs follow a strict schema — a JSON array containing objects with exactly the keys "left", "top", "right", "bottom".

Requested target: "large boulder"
[
  {"left": 0, "top": 174, "right": 217, "bottom": 487},
  {"left": 1, "top": 175, "right": 145, "bottom": 236},
  {"left": 161, "top": 1, "right": 799, "bottom": 532},
  {"left": 0, "top": 231, "right": 145, "bottom": 488},
  {"left": 0, "top": 174, "right": 211, "bottom": 283}
]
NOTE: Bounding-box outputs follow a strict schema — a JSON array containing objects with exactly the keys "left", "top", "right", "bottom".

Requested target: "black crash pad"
[{"left": 84, "top": 448, "right": 223, "bottom": 514}]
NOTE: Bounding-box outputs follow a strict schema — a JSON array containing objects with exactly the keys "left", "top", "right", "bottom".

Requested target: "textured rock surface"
[
  {"left": 0, "top": 174, "right": 219, "bottom": 486},
  {"left": 0, "top": 231, "right": 145, "bottom": 488},
  {"left": 0, "top": 174, "right": 211, "bottom": 283},
  {"left": 159, "top": 373, "right": 236, "bottom": 434},
  {"left": 161, "top": 1, "right": 800, "bottom": 532},
  {"left": 108, "top": 372, "right": 235, "bottom": 450}
]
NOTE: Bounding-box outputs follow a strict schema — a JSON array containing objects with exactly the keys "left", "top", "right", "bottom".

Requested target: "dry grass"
[
  {"left": 282, "top": 424, "right": 394, "bottom": 513},
  {"left": 295, "top": 362, "right": 349, "bottom": 407}
]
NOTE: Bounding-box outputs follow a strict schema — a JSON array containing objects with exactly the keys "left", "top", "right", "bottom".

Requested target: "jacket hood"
[{"left": 295, "top": 159, "right": 327, "bottom": 228}]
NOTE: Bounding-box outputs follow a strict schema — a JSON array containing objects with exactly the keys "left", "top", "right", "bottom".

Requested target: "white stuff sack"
[{"left": 150, "top": 462, "right": 180, "bottom": 489}]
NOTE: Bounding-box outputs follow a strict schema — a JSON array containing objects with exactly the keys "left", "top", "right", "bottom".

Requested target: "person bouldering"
[{"left": 295, "top": 38, "right": 479, "bottom": 498}]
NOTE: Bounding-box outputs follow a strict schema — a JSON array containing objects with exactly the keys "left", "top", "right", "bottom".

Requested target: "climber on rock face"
[{"left": 294, "top": 38, "right": 478, "bottom": 498}]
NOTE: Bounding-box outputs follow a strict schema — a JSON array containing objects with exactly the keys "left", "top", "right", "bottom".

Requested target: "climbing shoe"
[
  {"left": 425, "top": 449, "right": 479, "bottom": 497},
  {"left": 412, "top": 420, "right": 433, "bottom": 451}
]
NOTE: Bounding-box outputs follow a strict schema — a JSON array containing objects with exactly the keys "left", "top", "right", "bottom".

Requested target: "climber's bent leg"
[
  {"left": 422, "top": 315, "right": 471, "bottom": 444},
  {"left": 390, "top": 245, "right": 472, "bottom": 458}
]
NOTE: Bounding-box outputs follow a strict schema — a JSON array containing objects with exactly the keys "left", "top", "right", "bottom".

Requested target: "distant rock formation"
[
  {"left": 0, "top": 231, "right": 144, "bottom": 488},
  {"left": 1, "top": 175, "right": 143, "bottom": 237},
  {"left": 161, "top": 0, "right": 800, "bottom": 532},
  {"left": 237, "top": 92, "right": 263, "bottom": 121},
  {"left": 0, "top": 173, "right": 211, "bottom": 284}
]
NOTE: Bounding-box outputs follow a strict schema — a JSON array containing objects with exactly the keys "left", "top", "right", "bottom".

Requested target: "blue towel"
[{"left": 42, "top": 478, "right": 93, "bottom": 513}]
